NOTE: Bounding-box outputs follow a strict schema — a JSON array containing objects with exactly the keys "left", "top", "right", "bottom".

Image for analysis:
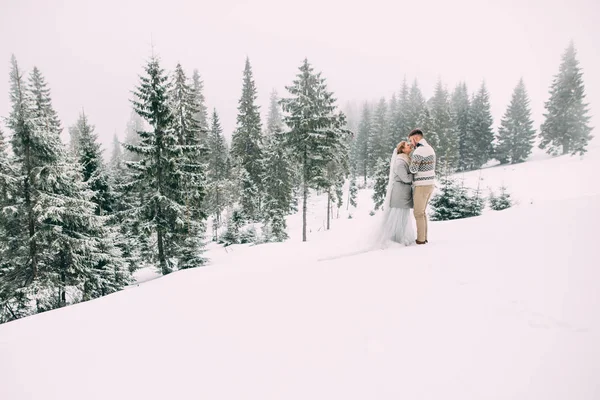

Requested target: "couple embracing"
[{"left": 377, "top": 128, "right": 436, "bottom": 247}]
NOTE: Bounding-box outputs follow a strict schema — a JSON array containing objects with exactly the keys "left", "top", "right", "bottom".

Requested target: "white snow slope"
[{"left": 1, "top": 145, "right": 599, "bottom": 400}]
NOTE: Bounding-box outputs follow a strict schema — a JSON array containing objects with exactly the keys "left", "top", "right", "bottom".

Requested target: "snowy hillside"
[{"left": 1, "top": 145, "right": 599, "bottom": 400}]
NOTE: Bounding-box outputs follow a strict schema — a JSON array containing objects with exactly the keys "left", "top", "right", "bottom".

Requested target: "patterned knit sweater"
[{"left": 409, "top": 138, "right": 436, "bottom": 186}]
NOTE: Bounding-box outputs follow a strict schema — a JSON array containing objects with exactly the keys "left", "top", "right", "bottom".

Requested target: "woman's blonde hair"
[{"left": 396, "top": 141, "right": 410, "bottom": 154}]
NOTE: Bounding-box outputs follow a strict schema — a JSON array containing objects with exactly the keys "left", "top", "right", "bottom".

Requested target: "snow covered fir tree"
[
  {"left": 430, "top": 79, "right": 457, "bottom": 172},
  {"left": 71, "top": 111, "right": 116, "bottom": 216},
  {"left": 539, "top": 42, "right": 593, "bottom": 156},
  {"left": 205, "top": 109, "right": 229, "bottom": 242},
  {"left": 0, "top": 57, "right": 129, "bottom": 322},
  {"left": 392, "top": 78, "right": 411, "bottom": 146},
  {"left": 280, "top": 58, "right": 350, "bottom": 242},
  {"left": 230, "top": 57, "right": 264, "bottom": 222},
  {"left": 352, "top": 104, "right": 372, "bottom": 184},
  {"left": 429, "top": 177, "right": 484, "bottom": 221},
  {"left": 261, "top": 91, "right": 295, "bottom": 242},
  {"left": 124, "top": 56, "right": 207, "bottom": 275},
  {"left": 489, "top": 186, "right": 513, "bottom": 211},
  {"left": 369, "top": 98, "right": 390, "bottom": 172},
  {"left": 348, "top": 177, "right": 358, "bottom": 209},
  {"left": 451, "top": 82, "right": 472, "bottom": 172},
  {"left": 495, "top": 79, "right": 536, "bottom": 164},
  {"left": 191, "top": 69, "right": 209, "bottom": 141},
  {"left": 466, "top": 82, "right": 495, "bottom": 170},
  {"left": 372, "top": 157, "right": 391, "bottom": 211}
]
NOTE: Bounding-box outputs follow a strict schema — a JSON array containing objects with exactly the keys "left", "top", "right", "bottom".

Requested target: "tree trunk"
[
  {"left": 157, "top": 227, "right": 169, "bottom": 275},
  {"left": 215, "top": 188, "right": 220, "bottom": 241},
  {"left": 155, "top": 127, "right": 169, "bottom": 275},
  {"left": 562, "top": 138, "right": 570, "bottom": 155},
  {"left": 25, "top": 175, "right": 37, "bottom": 280},
  {"left": 302, "top": 182, "right": 308, "bottom": 242},
  {"left": 326, "top": 191, "right": 331, "bottom": 230},
  {"left": 302, "top": 151, "right": 308, "bottom": 242},
  {"left": 60, "top": 270, "right": 66, "bottom": 307},
  {"left": 346, "top": 187, "right": 350, "bottom": 210}
]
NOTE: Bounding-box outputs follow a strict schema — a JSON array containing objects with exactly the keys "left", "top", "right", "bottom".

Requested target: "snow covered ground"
[{"left": 1, "top": 143, "right": 599, "bottom": 399}]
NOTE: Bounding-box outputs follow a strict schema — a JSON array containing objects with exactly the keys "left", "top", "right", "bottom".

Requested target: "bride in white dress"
[
  {"left": 372, "top": 141, "right": 416, "bottom": 247},
  {"left": 317, "top": 142, "right": 417, "bottom": 261}
]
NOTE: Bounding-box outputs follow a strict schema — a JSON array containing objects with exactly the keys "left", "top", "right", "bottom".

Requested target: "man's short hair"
[{"left": 409, "top": 128, "right": 423, "bottom": 137}]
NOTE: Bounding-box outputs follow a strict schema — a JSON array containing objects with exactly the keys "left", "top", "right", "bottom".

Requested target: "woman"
[{"left": 373, "top": 141, "right": 416, "bottom": 246}]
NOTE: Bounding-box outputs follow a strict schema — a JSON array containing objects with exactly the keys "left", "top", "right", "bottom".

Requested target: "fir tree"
[
  {"left": 539, "top": 42, "right": 593, "bottom": 156},
  {"left": 270, "top": 89, "right": 301, "bottom": 210},
  {"left": 262, "top": 132, "right": 294, "bottom": 242},
  {"left": 68, "top": 120, "right": 81, "bottom": 155},
  {"left": 0, "top": 127, "right": 13, "bottom": 212},
  {"left": 109, "top": 133, "right": 123, "bottom": 169},
  {"left": 334, "top": 176, "right": 344, "bottom": 217},
  {"left": 262, "top": 91, "right": 294, "bottom": 241},
  {"left": 372, "top": 157, "right": 389, "bottom": 211},
  {"left": 266, "top": 89, "right": 283, "bottom": 141},
  {"left": 230, "top": 57, "right": 264, "bottom": 221},
  {"left": 369, "top": 98, "right": 390, "bottom": 170},
  {"left": 206, "top": 109, "right": 229, "bottom": 241},
  {"left": 108, "top": 139, "right": 140, "bottom": 274},
  {"left": 73, "top": 111, "right": 115, "bottom": 216},
  {"left": 0, "top": 128, "right": 15, "bottom": 295},
  {"left": 126, "top": 56, "right": 206, "bottom": 274},
  {"left": 353, "top": 103, "right": 372, "bottom": 183},
  {"left": 281, "top": 58, "right": 349, "bottom": 242},
  {"left": 191, "top": 69, "right": 209, "bottom": 134},
  {"left": 392, "top": 77, "right": 410, "bottom": 142},
  {"left": 348, "top": 176, "right": 358, "bottom": 208},
  {"left": 405, "top": 80, "right": 426, "bottom": 131},
  {"left": 74, "top": 112, "right": 130, "bottom": 299},
  {"left": 323, "top": 141, "right": 349, "bottom": 231},
  {"left": 430, "top": 79, "right": 458, "bottom": 171},
  {"left": 451, "top": 82, "right": 472, "bottom": 171},
  {"left": 417, "top": 104, "right": 438, "bottom": 150},
  {"left": 113, "top": 116, "right": 141, "bottom": 265},
  {"left": 387, "top": 94, "right": 399, "bottom": 148},
  {"left": 123, "top": 109, "right": 144, "bottom": 162},
  {"left": 31, "top": 67, "right": 128, "bottom": 304},
  {"left": 343, "top": 100, "right": 360, "bottom": 135},
  {"left": 496, "top": 79, "right": 536, "bottom": 164},
  {"left": 467, "top": 82, "right": 495, "bottom": 170},
  {"left": 1, "top": 59, "right": 126, "bottom": 320},
  {"left": 430, "top": 177, "right": 484, "bottom": 221},
  {"left": 169, "top": 63, "right": 202, "bottom": 146},
  {"left": 169, "top": 62, "right": 207, "bottom": 269},
  {"left": 169, "top": 64, "right": 209, "bottom": 229},
  {"left": 221, "top": 209, "right": 244, "bottom": 246},
  {"left": 489, "top": 186, "right": 512, "bottom": 211}
]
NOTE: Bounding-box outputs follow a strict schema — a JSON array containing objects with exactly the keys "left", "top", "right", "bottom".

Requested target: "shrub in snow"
[
  {"left": 372, "top": 158, "right": 389, "bottom": 210},
  {"left": 262, "top": 214, "right": 289, "bottom": 243},
  {"left": 489, "top": 186, "right": 512, "bottom": 211},
  {"left": 348, "top": 177, "right": 358, "bottom": 209},
  {"left": 220, "top": 209, "right": 245, "bottom": 246},
  {"left": 430, "top": 178, "right": 484, "bottom": 221},
  {"left": 240, "top": 225, "right": 258, "bottom": 244}
]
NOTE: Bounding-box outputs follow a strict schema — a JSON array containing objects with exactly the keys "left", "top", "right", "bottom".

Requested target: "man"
[{"left": 408, "top": 128, "right": 436, "bottom": 245}]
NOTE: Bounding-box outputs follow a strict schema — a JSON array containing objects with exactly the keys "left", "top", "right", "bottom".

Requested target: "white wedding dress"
[{"left": 370, "top": 148, "right": 416, "bottom": 248}]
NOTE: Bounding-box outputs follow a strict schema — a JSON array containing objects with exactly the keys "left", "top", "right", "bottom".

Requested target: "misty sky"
[{"left": 1, "top": 0, "right": 598, "bottom": 152}]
